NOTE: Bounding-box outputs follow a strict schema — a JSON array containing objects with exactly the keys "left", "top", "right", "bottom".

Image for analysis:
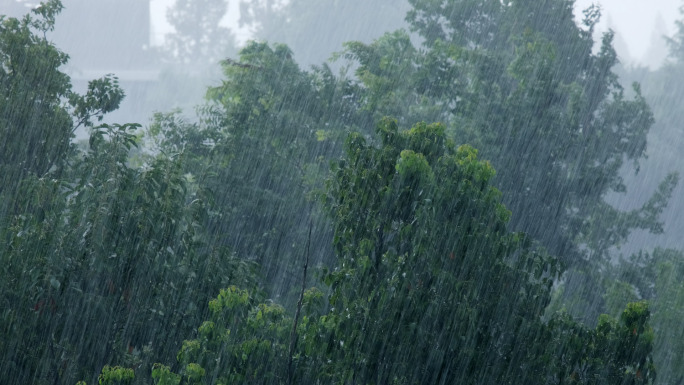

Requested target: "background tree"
[
  {"left": 163, "top": 0, "right": 236, "bottom": 67},
  {"left": 600, "top": 5, "right": 684, "bottom": 383},
  {"left": 240, "top": 0, "right": 412, "bottom": 66},
  {"left": 147, "top": 0, "right": 240, "bottom": 124},
  {"left": 606, "top": 2, "right": 684, "bottom": 256},
  {"left": 666, "top": 3, "right": 684, "bottom": 63}
]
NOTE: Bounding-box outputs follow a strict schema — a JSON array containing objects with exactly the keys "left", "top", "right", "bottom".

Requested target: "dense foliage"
[
  {"left": 328, "top": 0, "right": 677, "bottom": 329},
  {"left": 2, "top": 0, "right": 682, "bottom": 384},
  {"left": 94, "top": 120, "right": 655, "bottom": 385},
  {"left": 341, "top": 0, "right": 673, "bottom": 266},
  {"left": 148, "top": 40, "right": 369, "bottom": 299}
]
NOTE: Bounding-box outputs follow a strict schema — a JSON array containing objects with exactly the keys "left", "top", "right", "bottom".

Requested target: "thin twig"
[{"left": 288, "top": 218, "right": 312, "bottom": 385}]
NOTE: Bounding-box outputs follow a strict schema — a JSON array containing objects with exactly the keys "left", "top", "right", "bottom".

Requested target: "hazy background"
[
  {"left": 150, "top": 0, "right": 247, "bottom": 44},
  {"left": 147, "top": 0, "right": 683, "bottom": 68},
  {"left": 575, "top": 0, "right": 681, "bottom": 68}
]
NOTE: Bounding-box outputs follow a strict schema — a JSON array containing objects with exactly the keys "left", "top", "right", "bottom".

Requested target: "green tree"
[
  {"left": 316, "top": 118, "right": 656, "bottom": 384},
  {"left": 0, "top": 5, "right": 256, "bottom": 380},
  {"left": 344, "top": 1, "right": 672, "bottom": 265},
  {"left": 318, "top": 118, "right": 552, "bottom": 384},
  {"left": 649, "top": 251, "right": 684, "bottom": 385},
  {"left": 539, "top": 302, "right": 655, "bottom": 385},
  {"left": 112, "top": 285, "right": 325, "bottom": 385},
  {"left": 97, "top": 365, "right": 135, "bottom": 385},
  {"left": 0, "top": 0, "right": 123, "bottom": 209},
  {"left": 133, "top": 119, "right": 655, "bottom": 385},
  {"left": 610, "top": 249, "right": 684, "bottom": 385},
  {"left": 175, "top": 286, "right": 292, "bottom": 384},
  {"left": 149, "top": 41, "right": 369, "bottom": 300},
  {"left": 334, "top": 0, "right": 677, "bottom": 325},
  {"left": 0, "top": 0, "right": 71, "bottom": 188},
  {"left": 1, "top": 119, "right": 259, "bottom": 384}
]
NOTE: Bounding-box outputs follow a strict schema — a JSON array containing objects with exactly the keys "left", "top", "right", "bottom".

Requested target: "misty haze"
[{"left": 1, "top": 0, "right": 684, "bottom": 384}]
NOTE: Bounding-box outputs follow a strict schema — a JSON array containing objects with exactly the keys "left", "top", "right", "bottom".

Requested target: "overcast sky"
[
  {"left": 150, "top": 0, "right": 247, "bottom": 45},
  {"left": 150, "top": 0, "right": 682, "bottom": 66},
  {"left": 575, "top": 0, "right": 681, "bottom": 62}
]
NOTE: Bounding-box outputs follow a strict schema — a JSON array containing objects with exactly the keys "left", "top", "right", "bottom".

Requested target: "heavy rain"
[{"left": 1, "top": 0, "right": 683, "bottom": 384}]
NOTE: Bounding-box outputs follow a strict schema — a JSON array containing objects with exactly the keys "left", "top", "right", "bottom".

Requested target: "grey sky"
[{"left": 575, "top": 0, "right": 680, "bottom": 63}]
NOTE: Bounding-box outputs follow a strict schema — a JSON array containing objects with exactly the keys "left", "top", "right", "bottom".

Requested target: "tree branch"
[{"left": 288, "top": 218, "right": 312, "bottom": 385}]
